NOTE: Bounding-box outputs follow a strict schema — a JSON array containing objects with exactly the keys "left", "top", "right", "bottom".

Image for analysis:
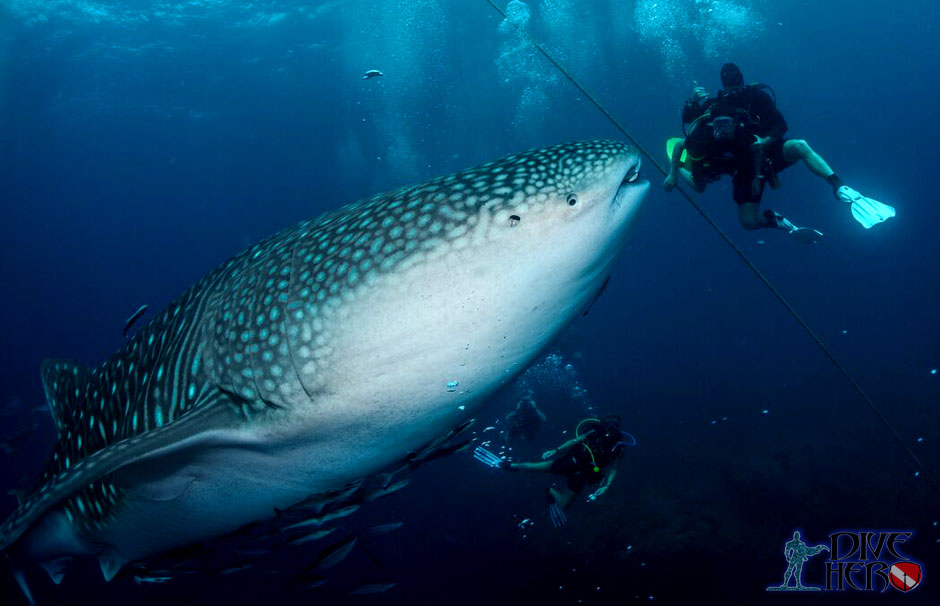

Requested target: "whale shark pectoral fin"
[{"left": 0, "top": 395, "right": 242, "bottom": 552}]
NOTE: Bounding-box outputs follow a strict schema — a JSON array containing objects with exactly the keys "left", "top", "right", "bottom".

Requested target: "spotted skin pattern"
[{"left": 1, "top": 139, "right": 639, "bottom": 554}]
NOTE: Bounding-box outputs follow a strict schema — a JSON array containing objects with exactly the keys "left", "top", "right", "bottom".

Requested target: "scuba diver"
[
  {"left": 504, "top": 390, "right": 547, "bottom": 442},
  {"left": 474, "top": 415, "right": 635, "bottom": 528},
  {"left": 663, "top": 62, "right": 895, "bottom": 242}
]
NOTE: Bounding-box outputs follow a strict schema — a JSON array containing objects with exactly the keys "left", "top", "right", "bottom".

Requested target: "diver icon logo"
[
  {"left": 766, "top": 530, "right": 829, "bottom": 592},
  {"left": 889, "top": 562, "right": 922, "bottom": 592}
]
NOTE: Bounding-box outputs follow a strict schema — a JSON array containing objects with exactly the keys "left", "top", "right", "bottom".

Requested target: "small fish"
[
  {"left": 133, "top": 575, "right": 172, "bottom": 585},
  {"left": 305, "top": 537, "right": 357, "bottom": 573},
  {"left": 288, "top": 527, "right": 336, "bottom": 546},
  {"left": 349, "top": 582, "right": 397, "bottom": 595},
  {"left": 369, "top": 522, "right": 403, "bottom": 535},
  {"left": 289, "top": 480, "right": 363, "bottom": 513},
  {"left": 303, "top": 576, "right": 328, "bottom": 590},
  {"left": 362, "top": 69, "right": 383, "bottom": 79},
  {"left": 284, "top": 504, "right": 360, "bottom": 531},
  {"left": 373, "top": 467, "right": 405, "bottom": 490},
  {"left": 217, "top": 563, "right": 253, "bottom": 575},
  {"left": 123, "top": 304, "right": 149, "bottom": 337},
  {"left": 364, "top": 479, "right": 409, "bottom": 503},
  {"left": 413, "top": 439, "right": 474, "bottom": 465}
]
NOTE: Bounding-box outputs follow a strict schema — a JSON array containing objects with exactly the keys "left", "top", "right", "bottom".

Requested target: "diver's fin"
[
  {"left": 472, "top": 446, "right": 505, "bottom": 469},
  {"left": 0, "top": 397, "right": 241, "bottom": 552},
  {"left": 788, "top": 226, "right": 824, "bottom": 245},
  {"left": 546, "top": 490, "right": 567, "bottom": 528},
  {"left": 763, "top": 210, "right": 823, "bottom": 244},
  {"left": 837, "top": 186, "right": 896, "bottom": 229}
]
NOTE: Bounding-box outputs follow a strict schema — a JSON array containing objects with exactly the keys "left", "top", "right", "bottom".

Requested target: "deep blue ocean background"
[{"left": 2, "top": 1, "right": 939, "bottom": 603}]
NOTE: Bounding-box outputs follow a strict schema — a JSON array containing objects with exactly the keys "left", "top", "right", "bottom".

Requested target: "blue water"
[{"left": 2, "top": 1, "right": 939, "bottom": 603}]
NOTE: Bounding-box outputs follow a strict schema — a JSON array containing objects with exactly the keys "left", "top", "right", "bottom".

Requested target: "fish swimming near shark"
[{"left": 0, "top": 140, "right": 648, "bottom": 598}]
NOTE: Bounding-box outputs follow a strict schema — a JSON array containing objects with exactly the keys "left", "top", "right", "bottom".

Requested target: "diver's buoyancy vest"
[
  {"left": 686, "top": 84, "right": 775, "bottom": 140},
  {"left": 709, "top": 83, "right": 776, "bottom": 139},
  {"left": 684, "top": 83, "right": 776, "bottom": 164}
]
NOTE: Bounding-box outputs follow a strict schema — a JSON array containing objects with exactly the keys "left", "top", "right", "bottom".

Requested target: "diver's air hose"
[{"left": 575, "top": 418, "right": 602, "bottom": 472}]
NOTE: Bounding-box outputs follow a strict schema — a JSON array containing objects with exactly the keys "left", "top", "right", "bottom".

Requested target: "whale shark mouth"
[{"left": 613, "top": 158, "right": 645, "bottom": 211}]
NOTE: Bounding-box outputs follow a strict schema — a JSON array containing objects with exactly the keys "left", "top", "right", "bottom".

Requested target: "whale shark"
[{"left": 0, "top": 139, "right": 648, "bottom": 594}]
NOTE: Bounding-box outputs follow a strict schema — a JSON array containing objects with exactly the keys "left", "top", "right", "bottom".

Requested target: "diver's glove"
[
  {"left": 587, "top": 485, "right": 609, "bottom": 502},
  {"left": 541, "top": 449, "right": 557, "bottom": 460},
  {"left": 750, "top": 135, "right": 771, "bottom": 150},
  {"left": 663, "top": 174, "right": 678, "bottom": 192}
]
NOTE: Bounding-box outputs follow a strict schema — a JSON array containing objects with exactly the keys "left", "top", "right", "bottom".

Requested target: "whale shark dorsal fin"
[
  {"left": 0, "top": 396, "right": 241, "bottom": 552},
  {"left": 40, "top": 359, "right": 91, "bottom": 435}
]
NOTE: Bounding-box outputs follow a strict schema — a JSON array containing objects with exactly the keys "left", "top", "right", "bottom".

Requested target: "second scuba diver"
[
  {"left": 505, "top": 390, "right": 547, "bottom": 443},
  {"left": 663, "top": 63, "right": 895, "bottom": 241},
  {"left": 474, "top": 415, "right": 634, "bottom": 528}
]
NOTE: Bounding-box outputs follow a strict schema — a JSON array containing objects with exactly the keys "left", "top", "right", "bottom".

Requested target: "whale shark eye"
[
  {"left": 626, "top": 169, "right": 639, "bottom": 183},
  {"left": 566, "top": 194, "right": 578, "bottom": 207},
  {"left": 508, "top": 214, "right": 520, "bottom": 227}
]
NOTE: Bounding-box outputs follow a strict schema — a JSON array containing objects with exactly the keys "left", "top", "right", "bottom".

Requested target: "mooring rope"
[{"left": 484, "top": 0, "right": 938, "bottom": 496}]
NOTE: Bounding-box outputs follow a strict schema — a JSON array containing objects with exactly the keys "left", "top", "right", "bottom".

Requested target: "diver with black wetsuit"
[
  {"left": 663, "top": 63, "right": 895, "bottom": 239},
  {"left": 682, "top": 64, "right": 788, "bottom": 210},
  {"left": 473, "top": 416, "right": 635, "bottom": 528}
]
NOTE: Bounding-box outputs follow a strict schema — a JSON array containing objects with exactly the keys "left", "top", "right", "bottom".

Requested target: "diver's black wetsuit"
[
  {"left": 549, "top": 428, "right": 624, "bottom": 492},
  {"left": 683, "top": 85, "right": 796, "bottom": 205}
]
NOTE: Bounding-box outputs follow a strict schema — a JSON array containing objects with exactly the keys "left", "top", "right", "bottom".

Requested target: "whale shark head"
[
  {"left": 321, "top": 139, "right": 648, "bottom": 456},
  {"left": 459, "top": 139, "right": 647, "bottom": 311}
]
